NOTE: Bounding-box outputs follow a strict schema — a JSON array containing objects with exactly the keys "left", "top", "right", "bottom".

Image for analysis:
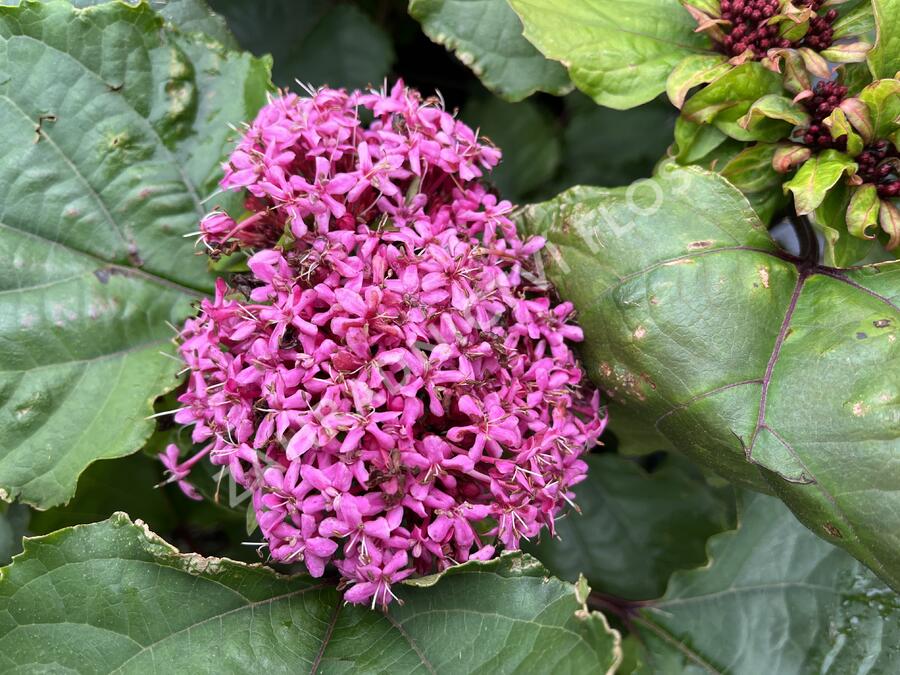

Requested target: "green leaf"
[
  {"left": 409, "top": 0, "right": 570, "bottom": 101},
  {"left": 682, "top": 63, "right": 787, "bottom": 142},
  {"left": 825, "top": 107, "right": 865, "bottom": 156},
  {"left": 520, "top": 164, "right": 900, "bottom": 590},
  {"left": 462, "top": 96, "right": 561, "bottom": 201},
  {"left": 737, "top": 94, "right": 810, "bottom": 132},
  {"left": 776, "top": 47, "right": 812, "bottom": 95},
  {"left": 633, "top": 492, "right": 900, "bottom": 674},
  {"left": 832, "top": 1, "right": 875, "bottom": 41},
  {"left": 839, "top": 96, "right": 875, "bottom": 143},
  {"left": 617, "top": 635, "right": 647, "bottom": 675},
  {"left": 152, "top": 0, "right": 239, "bottom": 48},
  {"left": 71, "top": 0, "right": 239, "bottom": 47},
  {"left": 0, "top": 504, "right": 28, "bottom": 566},
  {"left": 846, "top": 183, "right": 882, "bottom": 240},
  {"left": 0, "top": 515, "right": 622, "bottom": 672},
  {"left": 839, "top": 61, "right": 876, "bottom": 96},
  {"left": 880, "top": 198, "right": 900, "bottom": 250},
  {"left": 0, "top": 0, "right": 270, "bottom": 508},
  {"left": 666, "top": 53, "right": 731, "bottom": 109},
  {"left": 680, "top": 0, "right": 720, "bottom": 16},
  {"left": 525, "top": 454, "right": 735, "bottom": 600},
  {"left": 673, "top": 117, "right": 728, "bottom": 163},
  {"left": 772, "top": 142, "right": 812, "bottom": 173},
  {"left": 798, "top": 45, "right": 832, "bottom": 78},
  {"left": 783, "top": 150, "right": 858, "bottom": 214},
  {"left": 719, "top": 142, "right": 788, "bottom": 223},
  {"left": 508, "top": 0, "right": 709, "bottom": 110},
  {"left": 868, "top": 0, "right": 900, "bottom": 80},
  {"left": 821, "top": 40, "right": 873, "bottom": 64},
  {"left": 210, "top": 0, "right": 394, "bottom": 90},
  {"left": 813, "top": 181, "right": 876, "bottom": 267},
  {"left": 858, "top": 77, "right": 900, "bottom": 138}
]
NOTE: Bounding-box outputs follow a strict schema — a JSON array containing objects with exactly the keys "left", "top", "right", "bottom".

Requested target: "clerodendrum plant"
[
  {"left": 0, "top": 0, "right": 898, "bottom": 672},
  {"left": 167, "top": 81, "right": 605, "bottom": 607}
]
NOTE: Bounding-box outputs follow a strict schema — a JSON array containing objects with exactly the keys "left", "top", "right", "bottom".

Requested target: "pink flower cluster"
[{"left": 164, "top": 81, "right": 605, "bottom": 608}]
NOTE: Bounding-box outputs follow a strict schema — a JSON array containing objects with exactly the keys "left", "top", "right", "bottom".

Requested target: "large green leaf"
[
  {"left": 210, "top": 0, "right": 394, "bottom": 90},
  {"left": 0, "top": 0, "right": 270, "bottom": 508},
  {"left": 409, "top": 0, "right": 571, "bottom": 101},
  {"left": 526, "top": 454, "right": 735, "bottom": 600},
  {"left": 520, "top": 164, "right": 900, "bottom": 590},
  {"left": 633, "top": 492, "right": 900, "bottom": 674},
  {"left": 869, "top": 0, "right": 900, "bottom": 80},
  {"left": 508, "top": 0, "right": 709, "bottom": 110},
  {"left": 858, "top": 77, "right": 900, "bottom": 138},
  {"left": 0, "top": 515, "right": 622, "bottom": 673}
]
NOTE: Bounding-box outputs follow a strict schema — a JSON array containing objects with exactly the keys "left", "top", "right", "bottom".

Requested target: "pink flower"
[
  {"left": 158, "top": 444, "right": 207, "bottom": 501},
  {"left": 168, "top": 81, "right": 607, "bottom": 609}
]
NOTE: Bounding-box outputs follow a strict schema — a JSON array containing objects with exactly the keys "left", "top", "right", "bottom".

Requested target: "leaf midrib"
[
  {"left": 0, "top": 220, "right": 209, "bottom": 298},
  {"left": 106, "top": 583, "right": 327, "bottom": 672},
  {"left": 632, "top": 614, "right": 723, "bottom": 674}
]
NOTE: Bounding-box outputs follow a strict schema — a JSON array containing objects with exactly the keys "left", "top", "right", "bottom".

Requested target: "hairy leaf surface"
[
  {"left": 521, "top": 165, "right": 900, "bottom": 590},
  {"left": 0, "top": 0, "right": 270, "bottom": 508},
  {"left": 634, "top": 493, "right": 900, "bottom": 674},
  {"left": 0, "top": 515, "right": 621, "bottom": 673}
]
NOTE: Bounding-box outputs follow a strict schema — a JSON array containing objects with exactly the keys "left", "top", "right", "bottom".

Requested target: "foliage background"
[
  {"left": 0, "top": 0, "right": 897, "bottom": 672},
  {"left": 9, "top": 0, "right": 680, "bottom": 562}
]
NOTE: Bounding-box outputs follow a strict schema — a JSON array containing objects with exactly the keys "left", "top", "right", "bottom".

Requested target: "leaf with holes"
[
  {"left": 632, "top": 492, "right": 900, "bottom": 674},
  {"left": 409, "top": 0, "right": 570, "bottom": 101},
  {"left": 508, "top": 0, "right": 709, "bottom": 110},
  {"left": 0, "top": 0, "right": 271, "bottom": 509},
  {"left": 520, "top": 164, "right": 900, "bottom": 591},
  {"left": 0, "top": 514, "right": 622, "bottom": 673}
]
